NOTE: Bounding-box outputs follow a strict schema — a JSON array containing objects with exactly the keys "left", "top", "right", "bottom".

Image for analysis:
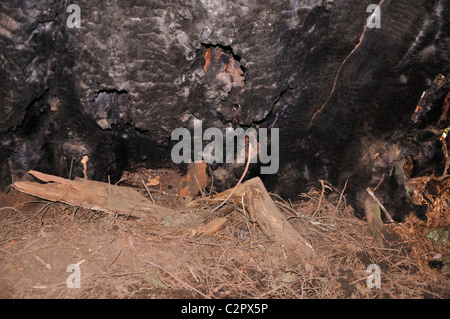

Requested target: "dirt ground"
[{"left": 0, "top": 168, "right": 449, "bottom": 299}]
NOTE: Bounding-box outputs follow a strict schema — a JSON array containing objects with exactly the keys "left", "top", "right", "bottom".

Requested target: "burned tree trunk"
[{"left": 0, "top": 0, "right": 449, "bottom": 221}]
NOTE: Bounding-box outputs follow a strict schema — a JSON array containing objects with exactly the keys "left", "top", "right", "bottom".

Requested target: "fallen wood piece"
[
  {"left": 363, "top": 194, "right": 401, "bottom": 248},
  {"left": 192, "top": 217, "right": 228, "bottom": 237},
  {"left": 186, "top": 184, "right": 242, "bottom": 208},
  {"left": 12, "top": 170, "right": 175, "bottom": 220},
  {"left": 33, "top": 254, "right": 51, "bottom": 270},
  {"left": 179, "top": 161, "right": 208, "bottom": 199},
  {"left": 366, "top": 187, "right": 394, "bottom": 223},
  {"left": 189, "top": 177, "right": 325, "bottom": 267},
  {"left": 243, "top": 178, "right": 324, "bottom": 267},
  {"left": 363, "top": 196, "right": 390, "bottom": 248}
]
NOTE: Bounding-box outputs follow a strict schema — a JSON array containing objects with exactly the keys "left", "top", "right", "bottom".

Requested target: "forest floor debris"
[{"left": 0, "top": 167, "right": 448, "bottom": 299}]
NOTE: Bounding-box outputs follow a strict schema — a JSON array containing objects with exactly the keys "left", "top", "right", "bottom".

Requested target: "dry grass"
[{"left": 0, "top": 174, "right": 448, "bottom": 299}]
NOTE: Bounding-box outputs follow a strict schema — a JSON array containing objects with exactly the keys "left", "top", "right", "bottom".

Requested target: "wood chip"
[{"left": 33, "top": 254, "right": 51, "bottom": 270}]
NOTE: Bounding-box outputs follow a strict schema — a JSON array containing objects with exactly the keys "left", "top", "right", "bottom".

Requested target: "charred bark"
[{"left": 0, "top": 0, "right": 449, "bottom": 219}]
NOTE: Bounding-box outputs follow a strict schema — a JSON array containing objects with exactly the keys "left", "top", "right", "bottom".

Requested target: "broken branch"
[{"left": 366, "top": 187, "right": 395, "bottom": 223}]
